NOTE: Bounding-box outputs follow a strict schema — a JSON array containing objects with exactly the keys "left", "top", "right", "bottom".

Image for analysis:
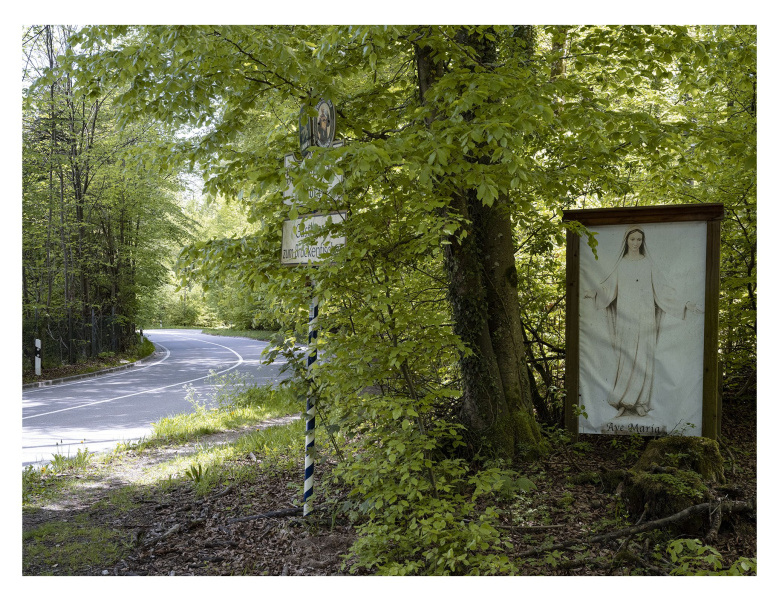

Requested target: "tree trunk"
[
  {"left": 416, "top": 27, "right": 545, "bottom": 460},
  {"left": 479, "top": 194, "right": 545, "bottom": 457},
  {"left": 46, "top": 24, "right": 55, "bottom": 308},
  {"left": 443, "top": 188, "right": 507, "bottom": 435},
  {"left": 58, "top": 164, "right": 72, "bottom": 363}
]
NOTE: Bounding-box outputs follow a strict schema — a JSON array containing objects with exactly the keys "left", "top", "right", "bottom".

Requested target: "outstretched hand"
[
  {"left": 583, "top": 289, "right": 596, "bottom": 299},
  {"left": 686, "top": 302, "right": 704, "bottom": 315}
]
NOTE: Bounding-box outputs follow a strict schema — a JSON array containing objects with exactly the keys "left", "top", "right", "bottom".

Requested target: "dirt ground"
[{"left": 22, "top": 402, "right": 756, "bottom": 576}]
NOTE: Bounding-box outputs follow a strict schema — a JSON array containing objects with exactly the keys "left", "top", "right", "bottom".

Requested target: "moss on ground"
[
  {"left": 632, "top": 436, "right": 725, "bottom": 483},
  {"left": 614, "top": 436, "right": 726, "bottom": 532},
  {"left": 623, "top": 468, "right": 712, "bottom": 530}
]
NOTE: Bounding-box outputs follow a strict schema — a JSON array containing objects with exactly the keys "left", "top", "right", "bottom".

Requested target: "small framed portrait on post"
[
  {"left": 314, "top": 99, "right": 336, "bottom": 148},
  {"left": 562, "top": 203, "right": 725, "bottom": 440}
]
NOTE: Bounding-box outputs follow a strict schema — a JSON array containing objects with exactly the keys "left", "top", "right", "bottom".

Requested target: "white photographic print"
[{"left": 577, "top": 222, "right": 707, "bottom": 436}]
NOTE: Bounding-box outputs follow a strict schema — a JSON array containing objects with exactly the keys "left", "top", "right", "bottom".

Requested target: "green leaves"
[
  {"left": 665, "top": 538, "right": 756, "bottom": 576},
  {"left": 334, "top": 398, "right": 518, "bottom": 575}
]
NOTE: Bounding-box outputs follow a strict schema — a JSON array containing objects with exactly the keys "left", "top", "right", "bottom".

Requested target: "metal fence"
[{"left": 22, "top": 308, "right": 135, "bottom": 369}]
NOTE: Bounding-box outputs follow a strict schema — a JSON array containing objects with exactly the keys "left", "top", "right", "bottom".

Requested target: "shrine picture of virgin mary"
[{"left": 576, "top": 221, "right": 708, "bottom": 436}]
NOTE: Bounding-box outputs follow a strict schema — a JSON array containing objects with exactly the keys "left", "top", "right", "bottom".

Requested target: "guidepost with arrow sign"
[{"left": 281, "top": 98, "right": 345, "bottom": 518}]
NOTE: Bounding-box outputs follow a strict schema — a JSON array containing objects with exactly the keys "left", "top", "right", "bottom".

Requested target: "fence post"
[
  {"left": 111, "top": 306, "right": 117, "bottom": 352},
  {"left": 67, "top": 309, "right": 73, "bottom": 364}
]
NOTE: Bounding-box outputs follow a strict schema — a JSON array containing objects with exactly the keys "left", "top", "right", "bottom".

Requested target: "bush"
[{"left": 331, "top": 395, "right": 531, "bottom": 575}]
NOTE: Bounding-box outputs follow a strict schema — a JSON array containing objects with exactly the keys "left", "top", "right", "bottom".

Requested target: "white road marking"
[{"left": 23, "top": 335, "right": 246, "bottom": 420}]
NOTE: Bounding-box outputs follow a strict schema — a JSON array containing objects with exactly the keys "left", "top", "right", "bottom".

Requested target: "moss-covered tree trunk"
[
  {"left": 415, "top": 27, "right": 545, "bottom": 460},
  {"left": 479, "top": 195, "right": 545, "bottom": 458}
]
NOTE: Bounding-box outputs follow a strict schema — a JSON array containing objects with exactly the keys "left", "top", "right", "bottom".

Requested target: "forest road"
[{"left": 21, "top": 329, "right": 286, "bottom": 467}]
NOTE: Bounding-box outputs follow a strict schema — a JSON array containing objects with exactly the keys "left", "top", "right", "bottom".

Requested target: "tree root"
[
  {"left": 616, "top": 506, "right": 647, "bottom": 555},
  {"left": 227, "top": 507, "right": 303, "bottom": 524},
  {"left": 556, "top": 551, "right": 667, "bottom": 575},
  {"left": 140, "top": 523, "right": 183, "bottom": 548},
  {"left": 209, "top": 483, "right": 234, "bottom": 500},
  {"left": 557, "top": 555, "right": 612, "bottom": 571},
  {"left": 704, "top": 503, "right": 723, "bottom": 543},
  {"left": 188, "top": 483, "right": 235, "bottom": 507},
  {"left": 518, "top": 497, "right": 755, "bottom": 559}
]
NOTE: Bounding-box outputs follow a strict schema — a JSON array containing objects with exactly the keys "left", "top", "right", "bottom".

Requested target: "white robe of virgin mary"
[{"left": 592, "top": 234, "right": 689, "bottom": 413}]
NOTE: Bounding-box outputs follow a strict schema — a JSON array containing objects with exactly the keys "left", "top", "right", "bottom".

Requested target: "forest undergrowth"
[{"left": 22, "top": 381, "right": 756, "bottom": 577}]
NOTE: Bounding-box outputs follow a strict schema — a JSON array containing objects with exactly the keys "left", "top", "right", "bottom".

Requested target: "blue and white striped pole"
[{"left": 303, "top": 287, "right": 318, "bottom": 517}]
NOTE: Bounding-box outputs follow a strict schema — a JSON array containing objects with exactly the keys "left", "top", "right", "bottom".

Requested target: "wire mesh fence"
[{"left": 22, "top": 309, "right": 136, "bottom": 369}]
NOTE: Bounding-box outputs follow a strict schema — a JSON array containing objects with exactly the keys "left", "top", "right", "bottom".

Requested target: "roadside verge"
[{"left": 22, "top": 343, "right": 159, "bottom": 390}]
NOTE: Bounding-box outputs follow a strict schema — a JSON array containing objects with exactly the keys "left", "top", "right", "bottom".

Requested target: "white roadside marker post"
[{"left": 34, "top": 339, "right": 41, "bottom": 376}]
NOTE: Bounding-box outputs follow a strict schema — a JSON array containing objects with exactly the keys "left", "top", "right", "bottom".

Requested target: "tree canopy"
[{"left": 22, "top": 25, "right": 194, "bottom": 365}]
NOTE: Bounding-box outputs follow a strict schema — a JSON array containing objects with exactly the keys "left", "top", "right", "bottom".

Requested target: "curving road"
[{"left": 22, "top": 329, "right": 287, "bottom": 467}]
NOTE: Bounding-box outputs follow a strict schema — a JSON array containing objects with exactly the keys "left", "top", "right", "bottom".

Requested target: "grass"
[
  {"left": 199, "top": 327, "right": 279, "bottom": 342},
  {"left": 23, "top": 448, "right": 99, "bottom": 507},
  {"left": 22, "top": 377, "right": 306, "bottom": 575},
  {"left": 140, "top": 376, "right": 301, "bottom": 449},
  {"left": 143, "top": 377, "right": 305, "bottom": 496},
  {"left": 134, "top": 336, "right": 155, "bottom": 360},
  {"left": 50, "top": 447, "right": 92, "bottom": 471},
  {"left": 92, "top": 484, "right": 146, "bottom": 514},
  {"left": 141, "top": 407, "right": 304, "bottom": 496},
  {"left": 23, "top": 518, "right": 131, "bottom": 575}
]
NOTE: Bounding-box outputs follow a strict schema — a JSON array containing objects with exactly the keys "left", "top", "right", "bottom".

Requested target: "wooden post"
[
  {"left": 564, "top": 229, "right": 580, "bottom": 441},
  {"left": 111, "top": 306, "right": 117, "bottom": 352},
  {"left": 702, "top": 220, "right": 722, "bottom": 439},
  {"left": 717, "top": 361, "right": 724, "bottom": 440},
  {"left": 91, "top": 307, "right": 96, "bottom": 357}
]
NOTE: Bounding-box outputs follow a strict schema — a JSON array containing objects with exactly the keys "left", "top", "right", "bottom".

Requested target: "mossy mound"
[
  {"left": 601, "top": 469, "right": 628, "bottom": 493},
  {"left": 623, "top": 468, "right": 712, "bottom": 531},
  {"left": 631, "top": 436, "right": 725, "bottom": 484},
  {"left": 620, "top": 436, "right": 725, "bottom": 532}
]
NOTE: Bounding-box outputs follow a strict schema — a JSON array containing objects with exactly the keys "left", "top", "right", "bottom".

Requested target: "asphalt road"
[{"left": 22, "top": 329, "right": 287, "bottom": 467}]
